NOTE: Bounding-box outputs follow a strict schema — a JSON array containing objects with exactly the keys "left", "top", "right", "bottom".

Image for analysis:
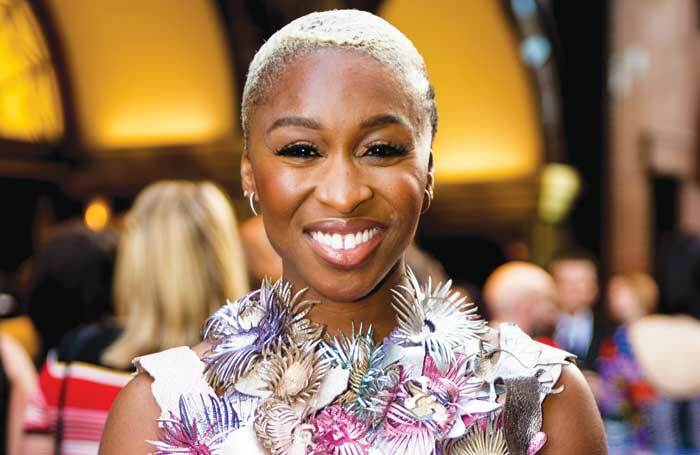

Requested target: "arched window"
[{"left": 0, "top": 0, "right": 63, "bottom": 142}]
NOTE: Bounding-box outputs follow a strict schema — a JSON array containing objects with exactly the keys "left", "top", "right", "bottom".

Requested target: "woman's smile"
[{"left": 304, "top": 218, "right": 386, "bottom": 269}]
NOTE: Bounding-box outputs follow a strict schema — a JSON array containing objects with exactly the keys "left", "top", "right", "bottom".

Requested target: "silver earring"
[
  {"left": 422, "top": 187, "right": 433, "bottom": 214},
  {"left": 246, "top": 191, "right": 259, "bottom": 216}
]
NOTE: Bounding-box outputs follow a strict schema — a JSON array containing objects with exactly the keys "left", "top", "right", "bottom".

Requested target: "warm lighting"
[
  {"left": 84, "top": 197, "right": 111, "bottom": 231},
  {"left": 0, "top": 0, "right": 64, "bottom": 142},
  {"left": 380, "top": 0, "right": 542, "bottom": 183},
  {"left": 538, "top": 163, "right": 581, "bottom": 223},
  {"left": 45, "top": 0, "right": 236, "bottom": 150}
]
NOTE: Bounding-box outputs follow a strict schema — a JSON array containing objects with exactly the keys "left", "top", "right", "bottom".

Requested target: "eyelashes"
[
  {"left": 275, "top": 142, "right": 320, "bottom": 159},
  {"left": 274, "top": 141, "right": 410, "bottom": 159}
]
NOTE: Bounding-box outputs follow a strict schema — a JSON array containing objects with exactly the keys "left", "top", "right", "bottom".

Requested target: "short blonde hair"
[
  {"left": 241, "top": 9, "right": 438, "bottom": 143},
  {"left": 103, "top": 181, "right": 249, "bottom": 368}
]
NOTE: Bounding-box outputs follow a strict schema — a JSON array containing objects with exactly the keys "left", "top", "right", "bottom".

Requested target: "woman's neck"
[{"left": 285, "top": 261, "right": 405, "bottom": 342}]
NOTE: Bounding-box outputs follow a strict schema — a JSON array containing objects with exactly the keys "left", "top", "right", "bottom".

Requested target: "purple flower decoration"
[
  {"left": 150, "top": 394, "right": 239, "bottom": 455},
  {"left": 309, "top": 405, "right": 371, "bottom": 455},
  {"left": 201, "top": 279, "right": 322, "bottom": 391},
  {"left": 380, "top": 378, "right": 458, "bottom": 453}
]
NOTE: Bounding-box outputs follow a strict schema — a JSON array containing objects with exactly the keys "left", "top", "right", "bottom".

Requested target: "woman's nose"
[{"left": 315, "top": 155, "right": 372, "bottom": 214}]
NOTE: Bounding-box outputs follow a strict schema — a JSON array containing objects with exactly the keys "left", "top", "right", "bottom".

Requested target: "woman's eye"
[
  {"left": 363, "top": 143, "right": 409, "bottom": 158},
  {"left": 275, "top": 143, "right": 320, "bottom": 158}
]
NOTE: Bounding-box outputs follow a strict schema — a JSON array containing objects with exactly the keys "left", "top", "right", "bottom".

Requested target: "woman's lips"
[{"left": 303, "top": 219, "right": 385, "bottom": 269}]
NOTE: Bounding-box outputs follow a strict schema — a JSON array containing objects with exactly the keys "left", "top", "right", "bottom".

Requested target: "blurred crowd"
[{"left": 1, "top": 179, "right": 699, "bottom": 454}]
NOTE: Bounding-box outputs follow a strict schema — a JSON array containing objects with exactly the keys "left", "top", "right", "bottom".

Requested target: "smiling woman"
[{"left": 99, "top": 9, "right": 606, "bottom": 455}]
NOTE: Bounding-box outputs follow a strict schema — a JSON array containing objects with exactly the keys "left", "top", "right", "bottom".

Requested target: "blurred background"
[{"left": 2, "top": 0, "right": 700, "bottom": 454}]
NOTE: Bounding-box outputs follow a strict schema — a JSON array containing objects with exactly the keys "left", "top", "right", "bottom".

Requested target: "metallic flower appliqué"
[
  {"left": 309, "top": 404, "right": 371, "bottom": 455},
  {"left": 391, "top": 269, "right": 486, "bottom": 370},
  {"left": 201, "top": 279, "right": 322, "bottom": 391}
]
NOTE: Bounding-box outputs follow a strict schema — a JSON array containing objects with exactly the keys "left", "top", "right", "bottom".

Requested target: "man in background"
[
  {"left": 550, "top": 250, "right": 606, "bottom": 370},
  {"left": 483, "top": 261, "right": 560, "bottom": 343}
]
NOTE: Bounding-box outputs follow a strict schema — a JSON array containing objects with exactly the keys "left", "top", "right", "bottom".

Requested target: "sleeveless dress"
[{"left": 134, "top": 273, "right": 573, "bottom": 455}]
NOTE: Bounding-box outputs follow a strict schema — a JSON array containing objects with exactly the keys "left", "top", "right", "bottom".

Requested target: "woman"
[
  {"left": 27, "top": 222, "right": 118, "bottom": 364},
  {"left": 101, "top": 10, "right": 605, "bottom": 454},
  {"left": 0, "top": 334, "right": 38, "bottom": 455},
  {"left": 606, "top": 273, "right": 658, "bottom": 326},
  {"left": 598, "top": 232, "right": 700, "bottom": 453},
  {"left": 27, "top": 181, "right": 249, "bottom": 454},
  {"left": 596, "top": 273, "right": 659, "bottom": 452}
]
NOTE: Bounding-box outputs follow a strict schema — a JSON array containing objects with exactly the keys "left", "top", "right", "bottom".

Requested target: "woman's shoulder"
[
  {"left": 100, "top": 373, "right": 160, "bottom": 454},
  {"left": 100, "top": 343, "right": 213, "bottom": 454},
  {"left": 540, "top": 363, "right": 607, "bottom": 454}
]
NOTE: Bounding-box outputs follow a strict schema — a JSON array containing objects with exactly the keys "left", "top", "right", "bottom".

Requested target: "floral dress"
[{"left": 135, "top": 271, "right": 574, "bottom": 455}]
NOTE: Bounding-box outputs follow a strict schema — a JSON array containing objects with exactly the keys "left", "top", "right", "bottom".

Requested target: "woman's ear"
[{"left": 240, "top": 152, "right": 257, "bottom": 195}]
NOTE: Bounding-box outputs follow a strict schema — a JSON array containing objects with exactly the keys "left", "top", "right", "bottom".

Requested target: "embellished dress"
[{"left": 135, "top": 272, "right": 574, "bottom": 455}]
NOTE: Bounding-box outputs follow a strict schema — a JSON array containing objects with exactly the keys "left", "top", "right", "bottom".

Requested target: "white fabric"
[
  {"left": 133, "top": 346, "right": 215, "bottom": 421},
  {"left": 495, "top": 323, "right": 573, "bottom": 402}
]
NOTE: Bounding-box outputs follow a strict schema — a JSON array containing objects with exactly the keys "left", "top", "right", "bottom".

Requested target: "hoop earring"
[
  {"left": 244, "top": 190, "right": 259, "bottom": 216},
  {"left": 421, "top": 187, "right": 433, "bottom": 214}
]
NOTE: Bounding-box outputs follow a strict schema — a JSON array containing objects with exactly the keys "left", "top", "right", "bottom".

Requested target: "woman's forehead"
[{"left": 253, "top": 49, "right": 424, "bottom": 134}]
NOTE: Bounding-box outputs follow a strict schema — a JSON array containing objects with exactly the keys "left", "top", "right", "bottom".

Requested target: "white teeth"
[
  {"left": 310, "top": 228, "right": 379, "bottom": 250},
  {"left": 344, "top": 234, "right": 356, "bottom": 250}
]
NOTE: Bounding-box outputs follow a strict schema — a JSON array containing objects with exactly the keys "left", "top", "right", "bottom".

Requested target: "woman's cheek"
[{"left": 256, "top": 164, "right": 304, "bottom": 216}]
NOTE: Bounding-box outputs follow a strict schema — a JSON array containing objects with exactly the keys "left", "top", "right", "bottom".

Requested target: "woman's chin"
[{"left": 312, "top": 280, "right": 378, "bottom": 303}]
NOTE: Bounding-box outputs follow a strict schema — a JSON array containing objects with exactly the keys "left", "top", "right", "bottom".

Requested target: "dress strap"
[{"left": 133, "top": 346, "right": 215, "bottom": 420}]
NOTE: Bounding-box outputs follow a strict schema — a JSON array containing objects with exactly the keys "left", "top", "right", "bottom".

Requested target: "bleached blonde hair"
[
  {"left": 241, "top": 9, "right": 438, "bottom": 144},
  {"left": 102, "top": 181, "right": 249, "bottom": 368}
]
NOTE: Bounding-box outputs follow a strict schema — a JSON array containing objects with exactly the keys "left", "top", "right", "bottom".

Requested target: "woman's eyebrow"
[
  {"left": 266, "top": 116, "right": 322, "bottom": 133},
  {"left": 359, "top": 114, "right": 409, "bottom": 130}
]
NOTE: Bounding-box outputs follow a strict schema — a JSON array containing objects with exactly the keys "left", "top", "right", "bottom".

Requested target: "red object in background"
[
  {"left": 598, "top": 339, "right": 617, "bottom": 358},
  {"left": 24, "top": 354, "right": 131, "bottom": 454},
  {"left": 628, "top": 380, "right": 657, "bottom": 406}
]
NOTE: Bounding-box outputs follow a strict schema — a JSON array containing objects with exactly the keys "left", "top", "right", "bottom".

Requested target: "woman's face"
[
  {"left": 607, "top": 277, "right": 643, "bottom": 324},
  {"left": 242, "top": 48, "right": 432, "bottom": 303}
]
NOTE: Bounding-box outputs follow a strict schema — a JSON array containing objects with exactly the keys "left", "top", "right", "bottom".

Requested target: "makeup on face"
[{"left": 244, "top": 49, "right": 431, "bottom": 303}]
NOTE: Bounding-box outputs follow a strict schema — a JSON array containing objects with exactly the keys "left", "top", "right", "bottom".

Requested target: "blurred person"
[
  {"left": 550, "top": 249, "right": 608, "bottom": 370},
  {"left": 0, "top": 334, "right": 38, "bottom": 455},
  {"left": 606, "top": 272, "right": 658, "bottom": 325},
  {"left": 595, "top": 272, "right": 659, "bottom": 453},
  {"left": 24, "top": 181, "right": 249, "bottom": 455},
  {"left": 596, "top": 232, "right": 700, "bottom": 453},
  {"left": 0, "top": 284, "right": 40, "bottom": 360},
  {"left": 26, "top": 223, "right": 118, "bottom": 364},
  {"left": 483, "top": 261, "right": 560, "bottom": 342}
]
